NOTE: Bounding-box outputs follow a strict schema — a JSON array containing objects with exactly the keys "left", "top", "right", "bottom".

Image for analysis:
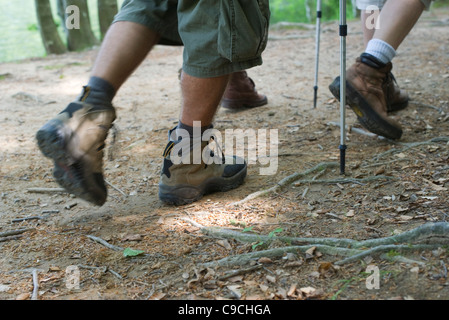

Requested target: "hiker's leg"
[
  {"left": 91, "top": 21, "right": 159, "bottom": 91},
  {"left": 372, "top": 0, "right": 425, "bottom": 50},
  {"left": 179, "top": 73, "right": 230, "bottom": 127}
]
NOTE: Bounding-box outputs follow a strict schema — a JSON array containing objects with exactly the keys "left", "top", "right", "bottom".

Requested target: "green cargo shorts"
[{"left": 113, "top": 0, "right": 270, "bottom": 78}]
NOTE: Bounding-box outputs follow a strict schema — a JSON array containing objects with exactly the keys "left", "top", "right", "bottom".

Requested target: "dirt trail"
[{"left": 1, "top": 8, "right": 449, "bottom": 300}]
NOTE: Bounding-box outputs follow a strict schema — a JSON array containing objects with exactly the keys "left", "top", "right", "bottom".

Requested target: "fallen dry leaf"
[
  {"left": 148, "top": 292, "right": 166, "bottom": 300},
  {"left": 121, "top": 234, "right": 143, "bottom": 241},
  {"left": 259, "top": 284, "right": 269, "bottom": 292},
  {"left": 346, "top": 209, "right": 355, "bottom": 217},
  {"left": 227, "top": 285, "right": 242, "bottom": 299},
  {"left": 16, "top": 293, "right": 30, "bottom": 300},
  {"left": 266, "top": 275, "right": 276, "bottom": 283},
  {"left": 258, "top": 257, "right": 273, "bottom": 264},
  {"left": 245, "top": 294, "right": 265, "bottom": 300},
  {"left": 217, "top": 239, "right": 232, "bottom": 250},
  {"left": 227, "top": 275, "right": 243, "bottom": 283},
  {"left": 305, "top": 246, "right": 317, "bottom": 259},
  {"left": 287, "top": 284, "right": 297, "bottom": 297}
]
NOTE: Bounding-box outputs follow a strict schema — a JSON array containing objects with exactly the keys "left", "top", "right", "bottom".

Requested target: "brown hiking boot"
[
  {"left": 384, "top": 72, "right": 409, "bottom": 112},
  {"left": 329, "top": 53, "right": 403, "bottom": 140},
  {"left": 221, "top": 71, "right": 268, "bottom": 110},
  {"left": 35, "top": 91, "right": 116, "bottom": 206},
  {"left": 158, "top": 127, "right": 247, "bottom": 205}
]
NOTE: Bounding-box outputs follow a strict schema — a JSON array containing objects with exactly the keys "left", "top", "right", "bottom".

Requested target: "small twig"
[
  {"left": 409, "top": 101, "right": 443, "bottom": 112},
  {"left": 78, "top": 264, "right": 122, "bottom": 280},
  {"left": 362, "top": 158, "right": 411, "bottom": 168},
  {"left": 12, "top": 216, "right": 44, "bottom": 223},
  {"left": 108, "top": 269, "right": 123, "bottom": 280},
  {"left": 31, "top": 269, "right": 39, "bottom": 300},
  {"left": 0, "top": 228, "right": 34, "bottom": 238},
  {"left": 78, "top": 265, "right": 107, "bottom": 272},
  {"left": 293, "top": 175, "right": 396, "bottom": 186},
  {"left": 218, "top": 265, "right": 262, "bottom": 281},
  {"left": 327, "top": 121, "right": 380, "bottom": 139},
  {"left": 85, "top": 235, "right": 160, "bottom": 259},
  {"left": 26, "top": 187, "right": 67, "bottom": 194},
  {"left": 325, "top": 212, "right": 343, "bottom": 220},
  {"left": 0, "top": 235, "right": 23, "bottom": 242},
  {"left": 105, "top": 180, "right": 127, "bottom": 197},
  {"left": 86, "top": 235, "right": 124, "bottom": 252}
]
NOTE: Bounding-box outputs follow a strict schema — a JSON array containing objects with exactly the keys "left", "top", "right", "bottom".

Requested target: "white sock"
[{"left": 365, "top": 39, "right": 396, "bottom": 64}]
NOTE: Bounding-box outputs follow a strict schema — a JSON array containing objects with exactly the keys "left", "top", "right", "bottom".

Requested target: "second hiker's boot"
[
  {"left": 384, "top": 71, "right": 409, "bottom": 112},
  {"left": 35, "top": 87, "right": 116, "bottom": 206},
  {"left": 329, "top": 53, "right": 403, "bottom": 140},
  {"left": 221, "top": 71, "right": 268, "bottom": 110},
  {"left": 158, "top": 127, "right": 247, "bottom": 205}
]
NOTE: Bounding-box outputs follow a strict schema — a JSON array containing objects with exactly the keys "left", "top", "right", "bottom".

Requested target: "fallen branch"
[{"left": 181, "top": 219, "right": 449, "bottom": 267}]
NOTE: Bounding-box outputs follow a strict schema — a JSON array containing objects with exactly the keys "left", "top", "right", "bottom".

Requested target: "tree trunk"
[
  {"left": 305, "top": 0, "right": 312, "bottom": 23},
  {"left": 35, "top": 0, "right": 67, "bottom": 55},
  {"left": 63, "top": 0, "right": 99, "bottom": 51},
  {"left": 98, "top": 0, "right": 118, "bottom": 40}
]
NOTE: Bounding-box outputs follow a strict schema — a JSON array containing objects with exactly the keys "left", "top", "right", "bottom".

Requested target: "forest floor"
[{"left": 1, "top": 8, "right": 449, "bottom": 301}]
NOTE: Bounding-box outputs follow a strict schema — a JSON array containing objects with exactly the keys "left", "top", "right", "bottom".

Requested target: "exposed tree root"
[
  {"left": 231, "top": 161, "right": 397, "bottom": 205},
  {"left": 231, "top": 136, "right": 449, "bottom": 206},
  {"left": 181, "top": 218, "right": 449, "bottom": 267},
  {"left": 231, "top": 162, "right": 338, "bottom": 206},
  {"left": 372, "top": 136, "right": 449, "bottom": 161}
]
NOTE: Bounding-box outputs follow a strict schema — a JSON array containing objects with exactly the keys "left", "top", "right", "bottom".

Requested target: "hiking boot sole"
[
  {"left": 36, "top": 120, "right": 107, "bottom": 206},
  {"left": 158, "top": 165, "right": 247, "bottom": 206},
  {"left": 329, "top": 77, "right": 403, "bottom": 140}
]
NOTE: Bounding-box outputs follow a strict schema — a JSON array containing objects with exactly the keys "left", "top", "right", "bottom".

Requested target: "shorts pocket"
[{"left": 217, "top": 0, "right": 270, "bottom": 62}]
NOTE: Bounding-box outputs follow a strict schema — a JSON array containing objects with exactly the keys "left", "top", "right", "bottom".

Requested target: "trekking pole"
[
  {"left": 313, "top": 0, "right": 322, "bottom": 109},
  {"left": 339, "top": 0, "right": 347, "bottom": 174}
]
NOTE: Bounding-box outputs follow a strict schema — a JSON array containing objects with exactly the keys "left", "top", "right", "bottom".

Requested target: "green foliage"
[
  {"left": 27, "top": 23, "right": 38, "bottom": 31},
  {"left": 434, "top": 0, "right": 449, "bottom": 7},
  {"left": 123, "top": 247, "right": 145, "bottom": 257},
  {"left": 229, "top": 218, "right": 247, "bottom": 228},
  {"left": 269, "top": 0, "right": 356, "bottom": 24},
  {"left": 252, "top": 227, "right": 283, "bottom": 250}
]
